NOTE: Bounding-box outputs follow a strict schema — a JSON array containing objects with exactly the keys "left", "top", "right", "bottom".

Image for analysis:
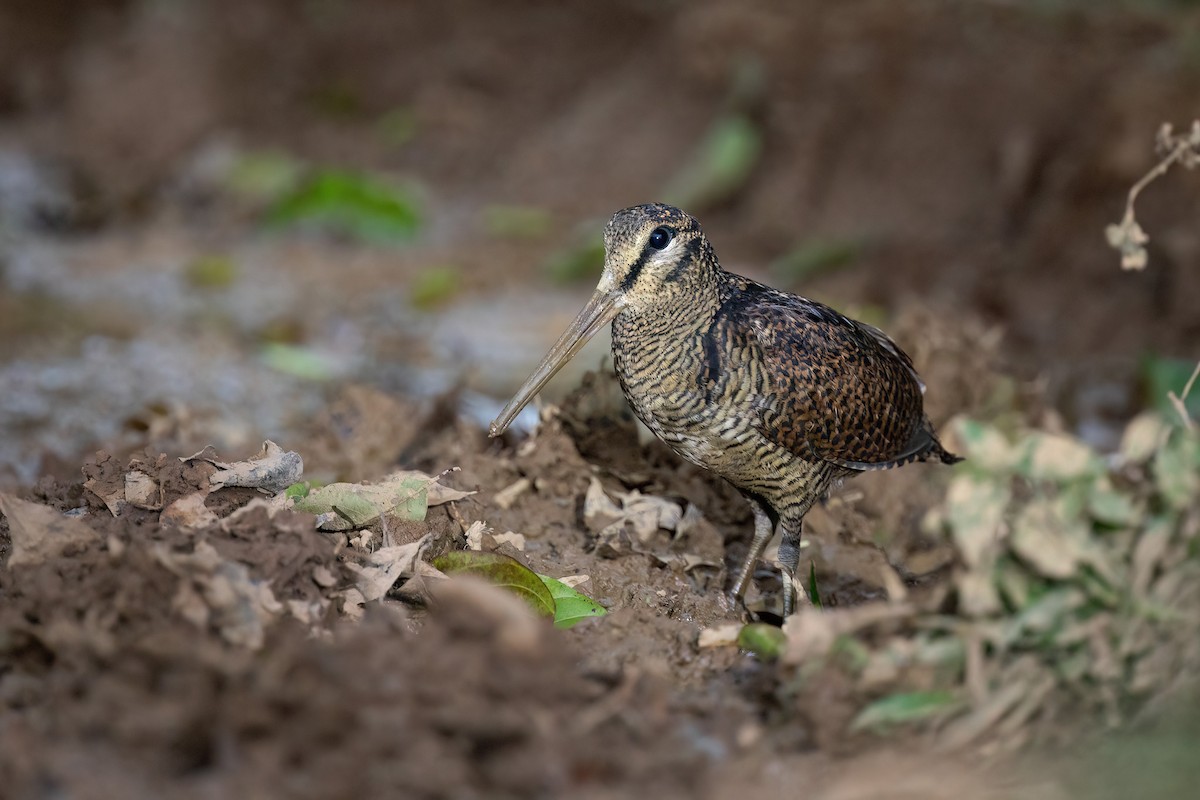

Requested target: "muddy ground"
[{"left": 1, "top": 1, "right": 1199, "bottom": 798}]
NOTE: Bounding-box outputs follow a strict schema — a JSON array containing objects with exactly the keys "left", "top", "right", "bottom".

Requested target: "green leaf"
[
  {"left": 269, "top": 169, "right": 420, "bottom": 243},
  {"left": 433, "top": 551, "right": 555, "bottom": 618},
  {"left": 377, "top": 107, "right": 419, "bottom": 148},
  {"left": 537, "top": 574, "right": 607, "bottom": 628},
  {"left": 664, "top": 113, "right": 762, "bottom": 209},
  {"left": 484, "top": 205, "right": 552, "bottom": 239},
  {"left": 294, "top": 474, "right": 431, "bottom": 531},
  {"left": 544, "top": 234, "right": 605, "bottom": 284},
  {"left": 1011, "top": 498, "right": 1091, "bottom": 580},
  {"left": 944, "top": 475, "right": 1010, "bottom": 569},
  {"left": 850, "top": 690, "right": 962, "bottom": 732},
  {"left": 1017, "top": 431, "right": 1103, "bottom": 482},
  {"left": 1087, "top": 478, "right": 1140, "bottom": 527},
  {"left": 1142, "top": 355, "right": 1200, "bottom": 420},
  {"left": 226, "top": 150, "right": 305, "bottom": 201},
  {"left": 1154, "top": 430, "right": 1200, "bottom": 510},
  {"left": 737, "top": 623, "right": 787, "bottom": 660},
  {"left": 952, "top": 417, "right": 1016, "bottom": 472},
  {"left": 260, "top": 343, "right": 336, "bottom": 381},
  {"left": 185, "top": 255, "right": 239, "bottom": 289},
  {"left": 1000, "top": 587, "right": 1085, "bottom": 647},
  {"left": 771, "top": 237, "right": 863, "bottom": 283},
  {"left": 808, "top": 561, "right": 823, "bottom": 608},
  {"left": 284, "top": 481, "right": 311, "bottom": 500},
  {"left": 1119, "top": 411, "right": 1170, "bottom": 463},
  {"left": 409, "top": 266, "right": 461, "bottom": 310}
]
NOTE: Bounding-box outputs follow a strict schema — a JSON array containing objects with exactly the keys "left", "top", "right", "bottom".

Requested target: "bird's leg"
[
  {"left": 778, "top": 520, "right": 812, "bottom": 617},
  {"left": 729, "top": 495, "right": 777, "bottom": 606}
]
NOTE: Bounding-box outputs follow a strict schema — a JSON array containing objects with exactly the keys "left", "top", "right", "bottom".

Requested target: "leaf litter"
[{"left": 1, "top": 369, "right": 1198, "bottom": 798}]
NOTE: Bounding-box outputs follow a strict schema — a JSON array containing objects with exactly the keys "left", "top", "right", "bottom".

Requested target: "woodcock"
[{"left": 490, "top": 204, "right": 961, "bottom": 617}]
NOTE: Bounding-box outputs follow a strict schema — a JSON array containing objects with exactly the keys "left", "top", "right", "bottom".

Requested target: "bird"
[{"left": 490, "top": 203, "right": 961, "bottom": 617}]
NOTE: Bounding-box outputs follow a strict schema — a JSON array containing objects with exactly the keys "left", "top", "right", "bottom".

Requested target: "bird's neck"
[{"left": 618, "top": 274, "right": 724, "bottom": 337}]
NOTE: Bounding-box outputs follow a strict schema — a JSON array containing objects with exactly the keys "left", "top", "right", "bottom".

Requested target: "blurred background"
[{"left": 1, "top": 0, "right": 1198, "bottom": 487}]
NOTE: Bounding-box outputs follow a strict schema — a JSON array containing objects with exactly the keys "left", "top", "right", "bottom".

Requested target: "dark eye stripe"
[{"left": 619, "top": 249, "right": 652, "bottom": 292}]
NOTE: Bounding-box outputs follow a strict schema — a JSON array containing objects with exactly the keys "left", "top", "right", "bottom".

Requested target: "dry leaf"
[
  {"left": 493, "top": 477, "right": 532, "bottom": 510},
  {"left": 161, "top": 491, "right": 219, "bottom": 530},
  {"left": 1, "top": 493, "right": 100, "bottom": 568},
  {"left": 154, "top": 540, "right": 283, "bottom": 649},
  {"left": 464, "top": 520, "right": 488, "bottom": 550},
  {"left": 344, "top": 535, "right": 430, "bottom": 602},
  {"left": 698, "top": 622, "right": 742, "bottom": 648},
  {"left": 83, "top": 476, "right": 126, "bottom": 517},
  {"left": 493, "top": 531, "right": 527, "bottom": 550},
  {"left": 423, "top": 468, "right": 475, "bottom": 505},
  {"left": 208, "top": 440, "right": 304, "bottom": 493},
  {"left": 583, "top": 478, "right": 684, "bottom": 544},
  {"left": 124, "top": 470, "right": 162, "bottom": 510},
  {"left": 296, "top": 469, "right": 472, "bottom": 532},
  {"left": 584, "top": 478, "right": 624, "bottom": 532},
  {"left": 312, "top": 565, "right": 338, "bottom": 588}
]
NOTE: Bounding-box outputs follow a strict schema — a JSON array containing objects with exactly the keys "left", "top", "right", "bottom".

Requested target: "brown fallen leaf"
[
  {"left": 344, "top": 535, "right": 431, "bottom": 602},
  {"left": 493, "top": 531, "right": 526, "bottom": 550},
  {"left": 83, "top": 475, "right": 126, "bottom": 517},
  {"left": 584, "top": 477, "right": 685, "bottom": 545},
  {"left": 153, "top": 540, "right": 283, "bottom": 649},
  {"left": 493, "top": 477, "right": 532, "bottom": 510},
  {"left": 161, "top": 491, "right": 219, "bottom": 530},
  {"left": 124, "top": 469, "right": 163, "bottom": 510},
  {"left": 424, "top": 468, "right": 476, "bottom": 505},
  {"left": 698, "top": 622, "right": 742, "bottom": 649},
  {"left": 184, "top": 440, "right": 304, "bottom": 494},
  {"left": 1, "top": 493, "right": 101, "bottom": 568}
]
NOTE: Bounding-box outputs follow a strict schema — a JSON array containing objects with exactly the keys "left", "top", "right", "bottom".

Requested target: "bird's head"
[
  {"left": 489, "top": 203, "right": 717, "bottom": 436},
  {"left": 595, "top": 203, "right": 716, "bottom": 312}
]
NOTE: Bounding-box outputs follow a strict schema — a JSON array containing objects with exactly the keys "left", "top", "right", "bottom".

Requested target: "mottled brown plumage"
[{"left": 491, "top": 203, "right": 960, "bottom": 617}]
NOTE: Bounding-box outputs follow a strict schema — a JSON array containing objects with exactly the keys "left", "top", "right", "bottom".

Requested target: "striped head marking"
[{"left": 598, "top": 203, "right": 717, "bottom": 312}]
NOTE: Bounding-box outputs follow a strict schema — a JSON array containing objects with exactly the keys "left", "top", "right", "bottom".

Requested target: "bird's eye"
[{"left": 648, "top": 227, "right": 673, "bottom": 250}]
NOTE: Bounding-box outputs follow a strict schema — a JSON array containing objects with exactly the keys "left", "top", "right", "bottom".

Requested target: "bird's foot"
[{"left": 780, "top": 569, "right": 815, "bottom": 618}]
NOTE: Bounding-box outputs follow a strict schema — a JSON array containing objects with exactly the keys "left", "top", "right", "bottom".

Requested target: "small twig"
[
  {"left": 1106, "top": 121, "right": 1200, "bottom": 271},
  {"left": 1167, "top": 359, "right": 1200, "bottom": 431}
]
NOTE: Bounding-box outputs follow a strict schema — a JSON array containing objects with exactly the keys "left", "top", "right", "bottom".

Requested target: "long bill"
[{"left": 489, "top": 289, "right": 623, "bottom": 437}]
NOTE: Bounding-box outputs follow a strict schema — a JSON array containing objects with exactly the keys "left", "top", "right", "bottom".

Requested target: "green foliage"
[
  {"left": 771, "top": 238, "right": 864, "bottom": 283},
  {"left": 433, "top": 551, "right": 556, "bottom": 618},
  {"left": 807, "top": 562, "right": 823, "bottom": 608},
  {"left": 284, "top": 482, "right": 311, "bottom": 500},
  {"left": 226, "top": 151, "right": 305, "bottom": 201},
  {"left": 294, "top": 473, "right": 431, "bottom": 530},
  {"left": 850, "top": 690, "right": 963, "bottom": 733},
  {"left": 537, "top": 574, "right": 607, "bottom": 628},
  {"left": 544, "top": 233, "right": 606, "bottom": 284},
  {"left": 776, "top": 407, "right": 1199, "bottom": 746},
  {"left": 484, "top": 205, "right": 553, "bottom": 239},
  {"left": 738, "top": 623, "right": 787, "bottom": 660},
  {"left": 1143, "top": 355, "right": 1200, "bottom": 419},
  {"left": 663, "top": 113, "right": 762, "bottom": 210},
  {"left": 409, "top": 266, "right": 461, "bottom": 310},
  {"left": 431, "top": 552, "right": 608, "bottom": 627},
  {"left": 377, "top": 107, "right": 419, "bottom": 148},
  {"left": 260, "top": 343, "right": 335, "bottom": 381},
  {"left": 268, "top": 169, "right": 420, "bottom": 243},
  {"left": 185, "top": 255, "right": 239, "bottom": 289}
]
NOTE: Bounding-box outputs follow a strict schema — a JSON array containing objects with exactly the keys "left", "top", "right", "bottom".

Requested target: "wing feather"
[{"left": 723, "top": 289, "right": 934, "bottom": 469}]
